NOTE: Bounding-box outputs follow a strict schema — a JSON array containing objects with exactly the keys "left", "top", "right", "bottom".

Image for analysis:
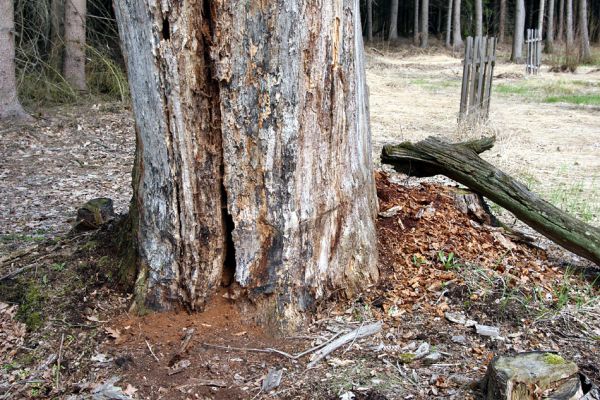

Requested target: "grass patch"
[
  {"left": 544, "top": 94, "right": 600, "bottom": 106},
  {"left": 409, "top": 78, "right": 461, "bottom": 91},
  {"left": 494, "top": 79, "right": 598, "bottom": 105},
  {"left": 545, "top": 178, "right": 600, "bottom": 224}
]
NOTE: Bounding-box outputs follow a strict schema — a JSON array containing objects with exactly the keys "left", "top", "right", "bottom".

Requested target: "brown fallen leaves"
[
  {"left": 0, "top": 302, "right": 26, "bottom": 364},
  {"left": 372, "top": 172, "right": 563, "bottom": 317}
]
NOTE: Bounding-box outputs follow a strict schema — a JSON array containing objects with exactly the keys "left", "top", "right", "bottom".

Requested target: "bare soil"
[{"left": 1, "top": 46, "right": 599, "bottom": 400}]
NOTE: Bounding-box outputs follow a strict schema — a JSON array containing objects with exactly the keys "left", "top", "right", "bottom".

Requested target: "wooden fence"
[
  {"left": 526, "top": 29, "right": 542, "bottom": 75},
  {"left": 459, "top": 36, "right": 497, "bottom": 121}
]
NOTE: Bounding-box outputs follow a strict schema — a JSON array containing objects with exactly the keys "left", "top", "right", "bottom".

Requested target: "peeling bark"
[{"left": 115, "top": 0, "right": 378, "bottom": 322}]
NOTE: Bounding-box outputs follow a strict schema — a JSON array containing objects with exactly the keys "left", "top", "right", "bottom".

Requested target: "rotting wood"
[
  {"left": 115, "top": 0, "right": 379, "bottom": 323},
  {"left": 381, "top": 137, "right": 600, "bottom": 266}
]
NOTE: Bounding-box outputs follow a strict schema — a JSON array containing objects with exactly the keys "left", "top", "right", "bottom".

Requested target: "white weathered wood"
[
  {"left": 307, "top": 321, "right": 382, "bottom": 368},
  {"left": 115, "top": 0, "right": 379, "bottom": 322}
]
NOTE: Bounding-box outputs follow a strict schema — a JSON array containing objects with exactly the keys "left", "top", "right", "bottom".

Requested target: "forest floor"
[{"left": 1, "top": 44, "right": 599, "bottom": 399}]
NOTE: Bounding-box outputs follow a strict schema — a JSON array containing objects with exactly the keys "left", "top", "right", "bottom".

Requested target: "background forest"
[{"left": 8, "top": 0, "right": 600, "bottom": 112}]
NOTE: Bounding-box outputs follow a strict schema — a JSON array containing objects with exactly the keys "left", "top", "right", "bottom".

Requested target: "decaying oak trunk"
[
  {"left": 482, "top": 352, "right": 583, "bottom": 400},
  {"left": 115, "top": 0, "right": 378, "bottom": 323},
  {"left": 381, "top": 137, "right": 600, "bottom": 266}
]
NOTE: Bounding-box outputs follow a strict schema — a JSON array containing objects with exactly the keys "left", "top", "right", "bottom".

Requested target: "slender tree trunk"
[
  {"left": 446, "top": 0, "right": 453, "bottom": 47},
  {"left": 512, "top": 0, "right": 526, "bottom": 62},
  {"left": 114, "top": 0, "right": 378, "bottom": 325},
  {"left": 566, "top": 0, "right": 574, "bottom": 46},
  {"left": 421, "top": 0, "right": 429, "bottom": 47},
  {"left": 390, "top": 0, "right": 400, "bottom": 40},
  {"left": 499, "top": 0, "right": 507, "bottom": 42},
  {"left": 475, "top": 0, "right": 483, "bottom": 36},
  {"left": 63, "top": 0, "right": 86, "bottom": 91},
  {"left": 558, "top": 0, "right": 565, "bottom": 41},
  {"left": 538, "top": 0, "right": 546, "bottom": 38},
  {"left": 367, "top": 0, "right": 373, "bottom": 41},
  {"left": 579, "top": 0, "right": 591, "bottom": 60},
  {"left": 546, "top": 0, "right": 555, "bottom": 51},
  {"left": 413, "top": 0, "right": 420, "bottom": 44},
  {"left": 528, "top": 0, "right": 534, "bottom": 29},
  {"left": 453, "top": 0, "right": 463, "bottom": 49},
  {"left": 49, "top": 0, "right": 65, "bottom": 71},
  {"left": 0, "top": 0, "right": 29, "bottom": 121}
]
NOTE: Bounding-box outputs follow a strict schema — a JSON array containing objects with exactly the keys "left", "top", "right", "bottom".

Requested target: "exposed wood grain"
[{"left": 115, "top": 0, "right": 378, "bottom": 320}]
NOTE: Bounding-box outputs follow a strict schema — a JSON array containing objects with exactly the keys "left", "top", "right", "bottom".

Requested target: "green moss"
[
  {"left": 543, "top": 353, "right": 566, "bottom": 365},
  {"left": 398, "top": 353, "right": 416, "bottom": 363},
  {"left": 81, "top": 240, "right": 99, "bottom": 251},
  {"left": 16, "top": 284, "right": 44, "bottom": 331}
]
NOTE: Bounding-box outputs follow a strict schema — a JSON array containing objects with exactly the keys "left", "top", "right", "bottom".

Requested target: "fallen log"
[{"left": 381, "top": 136, "right": 600, "bottom": 266}]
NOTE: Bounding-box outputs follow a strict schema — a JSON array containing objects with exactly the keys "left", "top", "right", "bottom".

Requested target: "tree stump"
[
  {"left": 75, "top": 198, "right": 114, "bottom": 230},
  {"left": 482, "top": 352, "right": 583, "bottom": 400}
]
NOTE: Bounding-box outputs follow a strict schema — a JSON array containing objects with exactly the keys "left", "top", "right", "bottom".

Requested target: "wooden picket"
[
  {"left": 459, "top": 36, "right": 497, "bottom": 121},
  {"left": 526, "top": 29, "right": 542, "bottom": 75}
]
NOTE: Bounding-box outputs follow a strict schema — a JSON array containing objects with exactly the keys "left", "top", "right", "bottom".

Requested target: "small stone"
[
  {"left": 445, "top": 312, "right": 467, "bottom": 325},
  {"left": 475, "top": 324, "right": 500, "bottom": 338},
  {"left": 414, "top": 342, "right": 430, "bottom": 359},
  {"left": 423, "top": 352, "right": 443, "bottom": 365},
  {"left": 262, "top": 368, "right": 283, "bottom": 392},
  {"left": 452, "top": 335, "right": 467, "bottom": 344}
]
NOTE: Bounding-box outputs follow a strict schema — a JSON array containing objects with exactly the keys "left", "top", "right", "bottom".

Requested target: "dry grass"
[{"left": 366, "top": 46, "right": 600, "bottom": 226}]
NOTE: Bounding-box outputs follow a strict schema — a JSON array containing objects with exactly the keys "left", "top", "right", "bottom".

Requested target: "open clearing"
[{"left": 367, "top": 44, "right": 600, "bottom": 227}]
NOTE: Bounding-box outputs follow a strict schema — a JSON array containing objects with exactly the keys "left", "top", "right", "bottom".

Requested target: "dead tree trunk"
[
  {"left": 381, "top": 137, "right": 600, "bottom": 266},
  {"left": 115, "top": 0, "right": 379, "bottom": 325},
  {"left": 390, "top": 0, "right": 400, "bottom": 40},
  {"left": 453, "top": 0, "right": 463, "bottom": 49},
  {"left": 421, "top": 0, "right": 429, "bottom": 47},
  {"left": 579, "top": 0, "right": 592, "bottom": 60},
  {"left": 512, "top": 0, "right": 526, "bottom": 62},
  {"left": 0, "top": 0, "right": 29, "bottom": 121},
  {"left": 63, "top": 0, "right": 86, "bottom": 91}
]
